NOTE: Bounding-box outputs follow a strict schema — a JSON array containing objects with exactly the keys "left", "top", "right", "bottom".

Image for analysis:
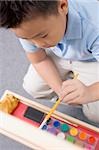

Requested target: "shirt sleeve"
[
  {"left": 19, "top": 38, "right": 39, "bottom": 53},
  {"left": 88, "top": 31, "right": 99, "bottom": 62}
]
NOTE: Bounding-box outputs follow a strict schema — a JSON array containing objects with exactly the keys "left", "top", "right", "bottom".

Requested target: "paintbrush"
[
  {"left": 39, "top": 98, "right": 61, "bottom": 129},
  {"left": 39, "top": 73, "right": 79, "bottom": 129}
]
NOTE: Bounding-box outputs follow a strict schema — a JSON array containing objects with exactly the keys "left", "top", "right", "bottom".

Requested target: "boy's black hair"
[{"left": 0, "top": 0, "right": 58, "bottom": 29}]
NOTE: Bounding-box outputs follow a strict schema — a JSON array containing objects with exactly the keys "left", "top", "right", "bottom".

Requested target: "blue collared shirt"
[{"left": 19, "top": 0, "right": 99, "bottom": 62}]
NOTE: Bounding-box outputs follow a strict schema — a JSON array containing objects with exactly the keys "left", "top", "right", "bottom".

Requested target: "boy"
[{"left": 0, "top": 0, "right": 99, "bottom": 123}]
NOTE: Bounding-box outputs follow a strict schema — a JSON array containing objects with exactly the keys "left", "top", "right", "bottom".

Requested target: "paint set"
[
  {"left": 12, "top": 102, "right": 99, "bottom": 150},
  {"left": 41, "top": 117, "right": 99, "bottom": 150},
  {"left": 0, "top": 90, "right": 99, "bottom": 150}
]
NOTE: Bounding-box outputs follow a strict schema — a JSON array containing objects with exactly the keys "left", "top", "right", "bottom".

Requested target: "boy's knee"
[
  {"left": 23, "top": 80, "right": 37, "bottom": 98},
  {"left": 22, "top": 77, "right": 54, "bottom": 99},
  {"left": 83, "top": 103, "right": 99, "bottom": 123}
]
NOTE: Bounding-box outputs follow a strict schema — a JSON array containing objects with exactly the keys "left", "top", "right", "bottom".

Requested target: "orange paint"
[{"left": 79, "top": 132, "right": 87, "bottom": 140}]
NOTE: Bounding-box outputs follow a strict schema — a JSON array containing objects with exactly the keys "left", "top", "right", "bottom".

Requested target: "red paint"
[{"left": 88, "top": 136, "right": 96, "bottom": 144}]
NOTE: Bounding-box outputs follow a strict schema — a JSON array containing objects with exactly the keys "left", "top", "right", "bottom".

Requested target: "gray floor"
[{"left": 0, "top": 29, "right": 98, "bottom": 150}]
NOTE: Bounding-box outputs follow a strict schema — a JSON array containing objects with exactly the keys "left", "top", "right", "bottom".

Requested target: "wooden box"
[{"left": 0, "top": 90, "right": 99, "bottom": 150}]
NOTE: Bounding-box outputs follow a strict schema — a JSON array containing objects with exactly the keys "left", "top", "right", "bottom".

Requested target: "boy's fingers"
[
  {"left": 62, "top": 79, "right": 77, "bottom": 90},
  {"left": 63, "top": 92, "right": 79, "bottom": 103},
  {"left": 68, "top": 97, "right": 80, "bottom": 104},
  {"left": 67, "top": 98, "right": 81, "bottom": 105},
  {"left": 60, "top": 86, "right": 77, "bottom": 100},
  {"left": 62, "top": 80, "right": 72, "bottom": 87}
]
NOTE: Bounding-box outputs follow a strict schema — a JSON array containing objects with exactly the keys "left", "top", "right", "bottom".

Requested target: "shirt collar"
[{"left": 64, "top": 1, "right": 82, "bottom": 41}]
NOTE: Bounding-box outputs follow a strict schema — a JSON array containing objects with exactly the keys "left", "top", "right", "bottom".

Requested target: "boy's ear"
[{"left": 58, "top": 0, "right": 68, "bottom": 15}]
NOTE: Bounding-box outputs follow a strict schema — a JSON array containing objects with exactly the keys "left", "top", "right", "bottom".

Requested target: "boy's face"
[{"left": 12, "top": 0, "right": 68, "bottom": 48}]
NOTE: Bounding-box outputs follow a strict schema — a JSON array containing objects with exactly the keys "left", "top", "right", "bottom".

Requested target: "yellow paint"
[{"left": 70, "top": 128, "right": 78, "bottom": 136}]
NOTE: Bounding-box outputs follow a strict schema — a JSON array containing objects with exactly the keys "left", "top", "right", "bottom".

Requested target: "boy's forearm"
[
  {"left": 33, "top": 56, "right": 62, "bottom": 96},
  {"left": 88, "top": 82, "right": 99, "bottom": 101}
]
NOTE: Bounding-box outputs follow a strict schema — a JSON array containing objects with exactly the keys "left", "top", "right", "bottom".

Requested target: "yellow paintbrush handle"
[
  {"left": 74, "top": 73, "right": 79, "bottom": 79},
  {"left": 45, "top": 99, "right": 61, "bottom": 120}
]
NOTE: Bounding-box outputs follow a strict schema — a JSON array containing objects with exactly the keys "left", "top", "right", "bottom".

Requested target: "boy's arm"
[
  {"left": 87, "top": 82, "right": 99, "bottom": 102},
  {"left": 26, "top": 49, "right": 62, "bottom": 96}
]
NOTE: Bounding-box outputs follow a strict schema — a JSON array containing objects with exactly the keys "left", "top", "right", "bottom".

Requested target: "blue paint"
[
  {"left": 53, "top": 120, "right": 61, "bottom": 128},
  {"left": 42, "top": 124, "right": 47, "bottom": 130}
]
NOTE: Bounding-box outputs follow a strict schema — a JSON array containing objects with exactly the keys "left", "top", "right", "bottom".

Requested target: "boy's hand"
[{"left": 59, "top": 79, "right": 92, "bottom": 105}]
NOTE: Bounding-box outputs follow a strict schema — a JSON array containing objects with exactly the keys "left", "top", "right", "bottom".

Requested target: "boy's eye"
[{"left": 41, "top": 34, "right": 48, "bottom": 38}]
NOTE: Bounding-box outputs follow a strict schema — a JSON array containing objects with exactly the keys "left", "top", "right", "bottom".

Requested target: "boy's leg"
[
  {"left": 23, "top": 64, "right": 54, "bottom": 99},
  {"left": 23, "top": 51, "right": 72, "bottom": 99},
  {"left": 72, "top": 61, "right": 99, "bottom": 123}
]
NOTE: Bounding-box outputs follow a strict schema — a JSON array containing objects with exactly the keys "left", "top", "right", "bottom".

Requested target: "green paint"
[
  {"left": 60, "top": 124, "right": 69, "bottom": 132},
  {"left": 66, "top": 135, "right": 75, "bottom": 143}
]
